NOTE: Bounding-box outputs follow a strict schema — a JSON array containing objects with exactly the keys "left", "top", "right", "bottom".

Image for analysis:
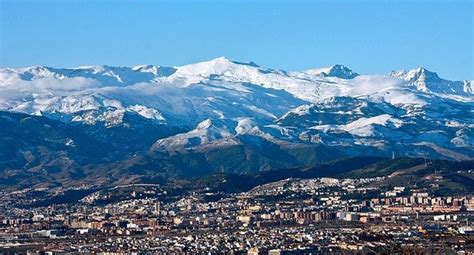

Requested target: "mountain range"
[{"left": 0, "top": 57, "right": 473, "bottom": 189}]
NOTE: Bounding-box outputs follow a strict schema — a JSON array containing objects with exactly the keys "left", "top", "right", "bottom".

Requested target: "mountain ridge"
[{"left": 0, "top": 57, "right": 473, "bottom": 189}]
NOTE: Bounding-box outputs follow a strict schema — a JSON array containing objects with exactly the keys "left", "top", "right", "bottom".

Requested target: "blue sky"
[{"left": 0, "top": 0, "right": 472, "bottom": 80}]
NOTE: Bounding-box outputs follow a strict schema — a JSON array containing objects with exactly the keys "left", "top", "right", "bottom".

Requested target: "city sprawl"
[{"left": 1, "top": 176, "right": 473, "bottom": 254}]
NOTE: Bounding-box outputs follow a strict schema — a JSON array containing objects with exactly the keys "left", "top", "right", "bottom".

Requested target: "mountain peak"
[
  {"left": 390, "top": 67, "right": 439, "bottom": 80},
  {"left": 198, "top": 56, "right": 240, "bottom": 66},
  {"left": 21, "top": 65, "right": 55, "bottom": 73},
  {"left": 208, "top": 56, "right": 233, "bottom": 64},
  {"left": 389, "top": 67, "right": 472, "bottom": 95},
  {"left": 390, "top": 67, "right": 441, "bottom": 82},
  {"left": 177, "top": 57, "right": 236, "bottom": 71},
  {"left": 169, "top": 57, "right": 265, "bottom": 84},
  {"left": 191, "top": 56, "right": 261, "bottom": 68},
  {"left": 326, "top": 64, "right": 359, "bottom": 79},
  {"left": 16, "top": 65, "right": 63, "bottom": 80},
  {"left": 305, "top": 64, "right": 358, "bottom": 79},
  {"left": 412, "top": 67, "right": 440, "bottom": 79}
]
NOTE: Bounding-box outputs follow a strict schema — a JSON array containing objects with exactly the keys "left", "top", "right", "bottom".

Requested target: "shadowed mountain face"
[
  {"left": 0, "top": 58, "right": 473, "bottom": 189},
  {"left": 0, "top": 111, "right": 345, "bottom": 189}
]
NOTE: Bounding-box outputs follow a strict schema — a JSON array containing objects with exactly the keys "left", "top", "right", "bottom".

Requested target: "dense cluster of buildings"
[{"left": 0, "top": 177, "right": 473, "bottom": 254}]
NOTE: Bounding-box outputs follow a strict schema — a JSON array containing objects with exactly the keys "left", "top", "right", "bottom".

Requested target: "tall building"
[{"left": 154, "top": 201, "right": 161, "bottom": 216}]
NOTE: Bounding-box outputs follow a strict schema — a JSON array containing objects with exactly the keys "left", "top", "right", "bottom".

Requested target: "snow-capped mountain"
[
  {"left": 0, "top": 57, "right": 473, "bottom": 169},
  {"left": 390, "top": 67, "right": 473, "bottom": 96},
  {"left": 304, "top": 64, "right": 359, "bottom": 79}
]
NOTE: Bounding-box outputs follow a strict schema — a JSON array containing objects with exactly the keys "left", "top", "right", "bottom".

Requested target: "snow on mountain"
[
  {"left": 0, "top": 57, "right": 473, "bottom": 160},
  {"left": 151, "top": 118, "right": 238, "bottom": 152},
  {"left": 168, "top": 57, "right": 359, "bottom": 103},
  {"left": 128, "top": 105, "right": 165, "bottom": 120},
  {"left": 151, "top": 117, "right": 285, "bottom": 153},
  {"left": 304, "top": 64, "right": 359, "bottom": 79},
  {"left": 390, "top": 67, "right": 473, "bottom": 96},
  {"left": 311, "top": 114, "right": 403, "bottom": 137},
  {"left": 0, "top": 64, "right": 176, "bottom": 88}
]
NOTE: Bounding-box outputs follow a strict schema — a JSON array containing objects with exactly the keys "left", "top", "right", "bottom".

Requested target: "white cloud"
[
  {"left": 25, "top": 77, "right": 101, "bottom": 91},
  {"left": 350, "top": 75, "right": 404, "bottom": 95}
]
